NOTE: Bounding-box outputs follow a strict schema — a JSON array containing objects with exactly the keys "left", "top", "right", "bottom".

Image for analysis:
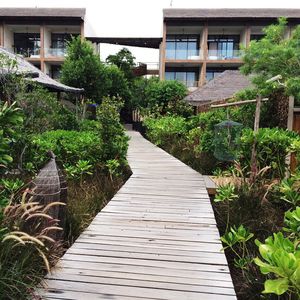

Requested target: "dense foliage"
[
  {"left": 0, "top": 102, "right": 23, "bottom": 170},
  {"left": 240, "top": 18, "right": 300, "bottom": 105},
  {"left": 0, "top": 47, "right": 130, "bottom": 298},
  {"left": 106, "top": 48, "right": 136, "bottom": 83},
  {"left": 60, "top": 36, "right": 109, "bottom": 102},
  {"left": 143, "top": 78, "right": 192, "bottom": 116},
  {"left": 144, "top": 113, "right": 300, "bottom": 179}
]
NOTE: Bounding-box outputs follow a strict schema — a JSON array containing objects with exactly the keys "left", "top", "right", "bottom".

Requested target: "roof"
[
  {"left": 0, "top": 7, "right": 85, "bottom": 19},
  {"left": 0, "top": 47, "right": 84, "bottom": 94},
  {"left": 184, "top": 70, "right": 251, "bottom": 106},
  {"left": 86, "top": 37, "right": 162, "bottom": 49},
  {"left": 164, "top": 8, "right": 300, "bottom": 20}
]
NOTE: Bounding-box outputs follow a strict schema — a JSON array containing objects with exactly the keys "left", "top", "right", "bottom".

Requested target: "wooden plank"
[
  {"left": 40, "top": 131, "right": 236, "bottom": 299},
  {"left": 46, "top": 273, "right": 236, "bottom": 295},
  {"left": 57, "top": 260, "right": 233, "bottom": 282},
  {"left": 42, "top": 280, "right": 236, "bottom": 300},
  {"left": 50, "top": 267, "right": 234, "bottom": 287}
]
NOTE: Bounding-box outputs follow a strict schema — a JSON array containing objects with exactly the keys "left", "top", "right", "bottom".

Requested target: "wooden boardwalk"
[{"left": 40, "top": 131, "right": 236, "bottom": 300}]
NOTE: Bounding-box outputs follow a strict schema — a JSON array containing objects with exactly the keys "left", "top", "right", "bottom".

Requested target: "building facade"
[
  {"left": 0, "top": 8, "right": 85, "bottom": 78},
  {"left": 159, "top": 9, "right": 300, "bottom": 89}
]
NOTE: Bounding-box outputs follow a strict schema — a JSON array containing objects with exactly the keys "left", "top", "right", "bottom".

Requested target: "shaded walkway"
[{"left": 40, "top": 131, "right": 236, "bottom": 300}]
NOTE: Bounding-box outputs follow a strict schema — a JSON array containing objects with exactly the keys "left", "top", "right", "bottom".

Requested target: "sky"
[{"left": 2, "top": 0, "right": 300, "bottom": 62}]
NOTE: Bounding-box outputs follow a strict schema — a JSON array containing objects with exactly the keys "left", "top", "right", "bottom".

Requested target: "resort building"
[
  {"left": 159, "top": 9, "right": 300, "bottom": 89},
  {"left": 0, "top": 7, "right": 85, "bottom": 78}
]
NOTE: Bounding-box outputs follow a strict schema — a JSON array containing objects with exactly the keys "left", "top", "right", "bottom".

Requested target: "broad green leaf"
[{"left": 263, "top": 278, "right": 289, "bottom": 295}]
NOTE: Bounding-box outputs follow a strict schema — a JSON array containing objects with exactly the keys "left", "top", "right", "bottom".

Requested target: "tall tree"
[
  {"left": 241, "top": 17, "right": 300, "bottom": 100},
  {"left": 106, "top": 48, "right": 136, "bottom": 82},
  {"left": 61, "top": 36, "right": 109, "bottom": 102}
]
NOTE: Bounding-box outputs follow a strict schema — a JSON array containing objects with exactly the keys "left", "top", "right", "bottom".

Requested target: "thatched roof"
[
  {"left": 0, "top": 47, "right": 83, "bottom": 94},
  {"left": 185, "top": 70, "right": 251, "bottom": 107},
  {"left": 164, "top": 8, "right": 300, "bottom": 20},
  {"left": 0, "top": 7, "right": 85, "bottom": 19}
]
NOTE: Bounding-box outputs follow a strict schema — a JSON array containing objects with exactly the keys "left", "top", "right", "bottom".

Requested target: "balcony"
[
  {"left": 12, "top": 47, "right": 40, "bottom": 58},
  {"left": 165, "top": 49, "right": 202, "bottom": 61},
  {"left": 45, "top": 48, "right": 67, "bottom": 58},
  {"left": 207, "top": 50, "right": 243, "bottom": 60}
]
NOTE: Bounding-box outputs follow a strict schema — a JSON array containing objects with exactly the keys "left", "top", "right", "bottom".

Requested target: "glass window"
[
  {"left": 14, "top": 33, "right": 40, "bottom": 57},
  {"left": 166, "top": 41, "right": 175, "bottom": 59},
  {"left": 208, "top": 35, "right": 240, "bottom": 59},
  {"left": 51, "top": 33, "right": 78, "bottom": 49},
  {"left": 166, "top": 35, "right": 199, "bottom": 60},
  {"left": 206, "top": 67, "right": 238, "bottom": 81},
  {"left": 165, "top": 72, "right": 175, "bottom": 81},
  {"left": 165, "top": 67, "right": 198, "bottom": 87},
  {"left": 51, "top": 65, "right": 61, "bottom": 79}
]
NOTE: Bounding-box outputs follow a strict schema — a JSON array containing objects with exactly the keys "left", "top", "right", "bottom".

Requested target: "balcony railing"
[
  {"left": 45, "top": 48, "right": 67, "bottom": 58},
  {"left": 207, "top": 50, "right": 243, "bottom": 60},
  {"left": 165, "top": 49, "right": 202, "bottom": 60},
  {"left": 166, "top": 79, "right": 198, "bottom": 88},
  {"left": 12, "top": 47, "right": 40, "bottom": 58}
]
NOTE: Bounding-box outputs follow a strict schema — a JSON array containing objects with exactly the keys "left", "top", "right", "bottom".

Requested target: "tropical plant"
[
  {"left": 61, "top": 36, "right": 109, "bottom": 102},
  {"left": 106, "top": 47, "right": 136, "bottom": 82},
  {"left": 64, "top": 160, "right": 93, "bottom": 183},
  {"left": 106, "top": 159, "right": 121, "bottom": 181},
  {"left": 0, "top": 102, "right": 23, "bottom": 169},
  {"left": 254, "top": 232, "right": 300, "bottom": 297},
  {"left": 284, "top": 207, "right": 300, "bottom": 238},
  {"left": 144, "top": 115, "right": 187, "bottom": 146},
  {"left": 144, "top": 79, "right": 191, "bottom": 116},
  {"left": 96, "top": 97, "right": 129, "bottom": 164},
  {"left": 221, "top": 225, "right": 254, "bottom": 273},
  {"left": 241, "top": 18, "right": 300, "bottom": 100},
  {"left": 240, "top": 127, "right": 300, "bottom": 179},
  {"left": 28, "top": 129, "right": 103, "bottom": 169},
  {"left": 278, "top": 172, "right": 300, "bottom": 207},
  {"left": 214, "top": 184, "right": 238, "bottom": 203}
]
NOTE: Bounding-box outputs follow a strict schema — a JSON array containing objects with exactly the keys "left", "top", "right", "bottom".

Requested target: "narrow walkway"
[{"left": 40, "top": 131, "right": 236, "bottom": 300}]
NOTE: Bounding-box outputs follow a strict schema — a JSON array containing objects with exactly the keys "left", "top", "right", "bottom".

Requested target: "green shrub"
[
  {"left": 96, "top": 97, "right": 128, "bottom": 164},
  {"left": 144, "top": 79, "right": 192, "bottom": 116},
  {"left": 28, "top": 130, "right": 103, "bottom": 169},
  {"left": 79, "top": 119, "right": 102, "bottom": 132},
  {"left": 144, "top": 115, "right": 187, "bottom": 146},
  {"left": 17, "top": 86, "right": 79, "bottom": 133},
  {"left": 61, "top": 36, "right": 110, "bottom": 102},
  {"left": 254, "top": 232, "right": 300, "bottom": 297},
  {"left": 240, "top": 128, "right": 300, "bottom": 178}
]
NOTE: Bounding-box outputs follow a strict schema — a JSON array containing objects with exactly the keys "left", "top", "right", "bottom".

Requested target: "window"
[
  {"left": 206, "top": 67, "right": 238, "bottom": 81},
  {"left": 51, "top": 65, "right": 61, "bottom": 79},
  {"left": 14, "top": 33, "right": 40, "bottom": 57},
  {"left": 165, "top": 67, "right": 198, "bottom": 87},
  {"left": 208, "top": 35, "right": 240, "bottom": 59},
  {"left": 51, "top": 33, "right": 78, "bottom": 49},
  {"left": 166, "top": 35, "right": 199, "bottom": 60}
]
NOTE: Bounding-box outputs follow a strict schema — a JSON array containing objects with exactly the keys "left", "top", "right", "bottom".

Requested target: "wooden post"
[
  {"left": 160, "top": 21, "right": 167, "bottom": 80},
  {"left": 253, "top": 94, "right": 262, "bottom": 132},
  {"left": 250, "top": 94, "right": 262, "bottom": 183},
  {"left": 287, "top": 95, "right": 295, "bottom": 130},
  {"left": 286, "top": 96, "right": 295, "bottom": 174}
]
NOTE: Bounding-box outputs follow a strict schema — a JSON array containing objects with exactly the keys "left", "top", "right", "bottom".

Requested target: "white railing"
[
  {"left": 10, "top": 47, "right": 40, "bottom": 58},
  {"left": 207, "top": 50, "right": 243, "bottom": 60},
  {"left": 44, "top": 48, "right": 67, "bottom": 58},
  {"left": 166, "top": 49, "right": 202, "bottom": 60}
]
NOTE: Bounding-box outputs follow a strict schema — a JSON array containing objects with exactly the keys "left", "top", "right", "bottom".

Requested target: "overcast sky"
[{"left": 2, "top": 0, "right": 300, "bottom": 62}]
